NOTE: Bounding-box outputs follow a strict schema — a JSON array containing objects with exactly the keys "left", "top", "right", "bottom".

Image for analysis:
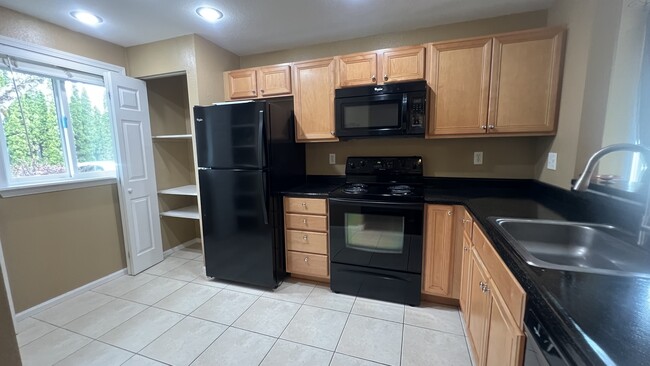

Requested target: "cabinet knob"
[
  {"left": 330, "top": 131, "right": 335, "bottom": 136},
  {"left": 303, "top": 218, "right": 308, "bottom": 224},
  {"left": 462, "top": 219, "right": 470, "bottom": 224},
  {"left": 481, "top": 125, "right": 487, "bottom": 130},
  {"left": 463, "top": 247, "right": 468, "bottom": 252},
  {"left": 303, "top": 235, "right": 308, "bottom": 241},
  {"left": 447, "top": 210, "right": 452, "bottom": 216},
  {"left": 301, "top": 202, "right": 307, "bottom": 208},
  {"left": 304, "top": 257, "right": 309, "bottom": 262},
  {"left": 252, "top": 90, "right": 256, "bottom": 94},
  {"left": 260, "top": 89, "right": 264, "bottom": 93},
  {"left": 383, "top": 75, "right": 388, "bottom": 81},
  {"left": 488, "top": 125, "right": 495, "bottom": 130},
  {"left": 371, "top": 75, "right": 376, "bottom": 82}
]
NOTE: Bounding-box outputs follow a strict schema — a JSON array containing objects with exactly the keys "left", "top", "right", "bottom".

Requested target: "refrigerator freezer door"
[
  {"left": 199, "top": 169, "right": 279, "bottom": 288},
  {"left": 194, "top": 102, "right": 267, "bottom": 169}
]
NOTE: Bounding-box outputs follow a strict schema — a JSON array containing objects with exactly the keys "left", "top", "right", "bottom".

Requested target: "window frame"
[{"left": 0, "top": 35, "right": 126, "bottom": 197}]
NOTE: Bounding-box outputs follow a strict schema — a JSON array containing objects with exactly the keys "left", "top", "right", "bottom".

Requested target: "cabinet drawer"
[
  {"left": 286, "top": 230, "right": 328, "bottom": 255},
  {"left": 287, "top": 251, "right": 328, "bottom": 277},
  {"left": 285, "top": 197, "right": 327, "bottom": 215},
  {"left": 285, "top": 214, "right": 328, "bottom": 232}
]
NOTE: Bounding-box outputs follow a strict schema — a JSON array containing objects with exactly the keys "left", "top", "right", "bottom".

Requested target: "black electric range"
[{"left": 329, "top": 157, "right": 424, "bottom": 306}]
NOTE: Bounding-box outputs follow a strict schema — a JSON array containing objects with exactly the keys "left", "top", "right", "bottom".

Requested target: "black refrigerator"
[{"left": 194, "top": 98, "right": 305, "bottom": 288}]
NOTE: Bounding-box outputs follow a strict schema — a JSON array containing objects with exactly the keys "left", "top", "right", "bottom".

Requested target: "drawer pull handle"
[{"left": 303, "top": 235, "right": 308, "bottom": 241}]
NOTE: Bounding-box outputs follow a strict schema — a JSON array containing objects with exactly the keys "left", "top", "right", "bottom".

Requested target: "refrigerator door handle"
[
  {"left": 260, "top": 173, "right": 269, "bottom": 225},
  {"left": 258, "top": 110, "right": 265, "bottom": 167}
]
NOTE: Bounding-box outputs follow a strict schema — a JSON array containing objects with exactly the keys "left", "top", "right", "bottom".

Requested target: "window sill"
[{"left": 0, "top": 177, "right": 117, "bottom": 198}]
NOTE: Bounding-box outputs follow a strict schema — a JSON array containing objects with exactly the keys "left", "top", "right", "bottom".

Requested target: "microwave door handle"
[{"left": 401, "top": 94, "right": 409, "bottom": 132}]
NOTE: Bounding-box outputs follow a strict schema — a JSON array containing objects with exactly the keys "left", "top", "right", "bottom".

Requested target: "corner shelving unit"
[{"left": 145, "top": 74, "right": 202, "bottom": 252}]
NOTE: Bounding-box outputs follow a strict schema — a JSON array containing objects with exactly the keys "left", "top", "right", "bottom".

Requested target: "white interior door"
[{"left": 105, "top": 72, "right": 163, "bottom": 274}]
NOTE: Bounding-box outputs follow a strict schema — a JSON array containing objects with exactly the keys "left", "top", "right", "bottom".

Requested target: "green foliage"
[{"left": 0, "top": 70, "right": 114, "bottom": 177}]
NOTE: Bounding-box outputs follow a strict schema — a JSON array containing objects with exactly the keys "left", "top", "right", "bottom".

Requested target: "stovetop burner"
[
  {"left": 329, "top": 157, "right": 424, "bottom": 203},
  {"left": 343, "top": 183, "right": 368, "bottom": 194}
]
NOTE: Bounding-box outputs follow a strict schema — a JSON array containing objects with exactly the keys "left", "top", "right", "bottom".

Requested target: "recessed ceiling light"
[
  {"left": 70, "top": 11, "right": 103, "bottom": 26},
  {"left": 196, "top": 6, "right": 223, "bottom": 22}
]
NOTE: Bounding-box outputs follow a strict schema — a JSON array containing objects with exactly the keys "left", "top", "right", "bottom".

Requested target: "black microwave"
[{"left": 334, "top": 80, "right": 427, "bottom": 138}]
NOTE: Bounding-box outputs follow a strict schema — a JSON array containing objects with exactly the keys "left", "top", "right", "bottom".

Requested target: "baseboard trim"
[
  {"left": 15, "top": 268, "right": 127, "bottom": 322},
  {"left": 163, "top": 238, "right": 202, "bottom": 257}
]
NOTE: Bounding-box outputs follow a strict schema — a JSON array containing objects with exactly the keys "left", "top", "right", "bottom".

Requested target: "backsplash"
[{"left": 305, "top": 137, "right": 542, "bottom": 178}]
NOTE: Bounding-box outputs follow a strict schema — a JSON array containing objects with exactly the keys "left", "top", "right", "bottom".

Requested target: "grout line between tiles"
[{"left": 327, "top": 296, "right": 357, "bottom": 366}]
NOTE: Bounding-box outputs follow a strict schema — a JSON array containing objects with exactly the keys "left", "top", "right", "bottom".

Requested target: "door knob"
[{"left": 127, "top": 188, "right": 133, "bottom": 194}]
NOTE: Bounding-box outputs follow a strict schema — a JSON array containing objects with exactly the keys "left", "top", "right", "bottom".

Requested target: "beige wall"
[
  {"left": 241, "top": 11, "right": 547, "bottom": 68},
  {"left": 0, "top": 185, "right": 126, "bottom": 312},
  {"left": 537, "top": 0, "right": 644, "bottom": 189},
  {"left": 307, "top": 137, "right": 539, "bottom": 177},
  {"left": 0, "top": 6, "right": 128, "bottom": 312},
  {"left": 193, "top": 35, "right": 240, "bottom": 105},
  {"left": 0, "top": 260, "right": 20, "bottom": 365},
  {"left": 241, "top": 11, "right": 547, "bottom": 177},
  {"left": 0, "top": 7, "right": 127, "bottom": 67}
]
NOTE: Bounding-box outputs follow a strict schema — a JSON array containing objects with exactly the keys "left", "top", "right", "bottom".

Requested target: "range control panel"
[{"left": 345, "top": 156, "right": 423, "bottom": 176}]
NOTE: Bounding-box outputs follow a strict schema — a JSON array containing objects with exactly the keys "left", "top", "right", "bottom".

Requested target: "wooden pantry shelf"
[
  {"left": 158, "top": 185, "right": 197, "bottom": 196},
  {"left": 152, "top": 134, "right": 192, "bottom": 140},
  {"left": 160, "top": 205, "right": 200, "bottom": 220}
]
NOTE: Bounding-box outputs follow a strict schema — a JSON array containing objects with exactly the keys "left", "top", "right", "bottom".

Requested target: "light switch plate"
[
  {"left": 329, "top": 153, "right": 336, "bottom": 165},
  {"left": 547, "top": 152, "right": 557, "bottom": 170},
  {"left": 473, "top": 152, "right": 483, "bottom": 165}
]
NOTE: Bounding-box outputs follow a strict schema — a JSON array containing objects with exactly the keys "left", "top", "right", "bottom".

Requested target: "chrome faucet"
[{"left": 572, "top": 143, "right": 650, "bottom": 246}]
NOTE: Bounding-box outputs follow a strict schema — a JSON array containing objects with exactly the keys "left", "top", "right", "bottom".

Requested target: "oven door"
[
  {"left": 335, "top": 93, "right": 406, "bottom": 137},
  {"left": 329, "top": 198, "right": 423, "bottom": 273}
]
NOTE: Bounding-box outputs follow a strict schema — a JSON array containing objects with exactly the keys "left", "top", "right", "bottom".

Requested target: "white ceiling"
[{"left": 0, "top": 0, "right": 553, "bottom": 56}]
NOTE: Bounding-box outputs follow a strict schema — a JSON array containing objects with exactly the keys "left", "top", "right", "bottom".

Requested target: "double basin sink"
[{"left": 489, "top": 218, "right": 650, "bottom": 278}]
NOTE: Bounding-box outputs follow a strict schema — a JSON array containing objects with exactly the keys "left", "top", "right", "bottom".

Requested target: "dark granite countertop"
[
  {"left": 281, "top": 175, "right": 344, "bottom": 198},
  {"left": 424, "top": 178, "right": 650, "bottom": 366}
]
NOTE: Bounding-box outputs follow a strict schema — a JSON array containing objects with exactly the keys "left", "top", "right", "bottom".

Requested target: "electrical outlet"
[
  {"left": 329, "top": 153, "right": 336, "bottom": 165},
  {"left": 473, "top": 151, "right": 483, "bottom": 165},
  {"left": 547, "top": 152, "right": 557, "bottom": 170}
]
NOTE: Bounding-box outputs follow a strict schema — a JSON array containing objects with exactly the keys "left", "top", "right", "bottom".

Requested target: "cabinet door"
[
  {"left": 422, "top": 205, "right": 454, "bottom": 296},
  {"left": 381, "top": 46, "right": 425, "bottom": 83},
  {"left": 338, "top": 52, "right": 377, "bottom": 87},
  {"left": 226, "top": 69, "right": 258, "bottom": 99},
  {"left": 292, "top": 58, "right": 338, "bottom": 142},
  {"left": 488, "top": 27, "right": 565, "bottom": 134},
  {"left": 484, "top": 285, "right": 526, "bottom": 366},
  {"left": 258, "top": 65, "right": 292, "bottom": 97},
  {"left": 427, "top": 38, "right": 492, "bottom": 137},
  {"left": 459, "top": 233, "right": 473, "bottom": 321},
  {"left": 467, "top": 249, "right": 491, "bottom": 366}
]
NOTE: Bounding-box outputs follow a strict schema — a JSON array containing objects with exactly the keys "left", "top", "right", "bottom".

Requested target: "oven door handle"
[{"left": 328, "top": 197, "right": 423, "bottom": 210}]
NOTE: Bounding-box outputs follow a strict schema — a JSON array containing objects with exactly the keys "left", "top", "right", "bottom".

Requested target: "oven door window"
[{"left": 345, "top": 213, "right": 404, "bottom": 253}]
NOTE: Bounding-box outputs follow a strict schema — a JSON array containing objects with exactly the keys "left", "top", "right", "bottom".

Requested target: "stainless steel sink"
[{"left": 490, "top": 218, "right": 650, "bottom": 278}]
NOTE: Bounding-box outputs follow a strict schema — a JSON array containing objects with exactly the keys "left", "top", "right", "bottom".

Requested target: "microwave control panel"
[{"left": 407, "top": 91, "right": 427, "bottom": 134}]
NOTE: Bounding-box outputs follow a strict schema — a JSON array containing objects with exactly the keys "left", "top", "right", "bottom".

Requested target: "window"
[{"left": 0, "top": 55, "right": 116, "bottom": 189}]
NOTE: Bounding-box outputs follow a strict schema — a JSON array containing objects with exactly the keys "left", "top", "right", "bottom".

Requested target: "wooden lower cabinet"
[
  {"left": 422, "top": 205, "right": 455, "bottom": 296},
  {"left": 463, "top": 225, "right": 526, "bottom": 366},
  {"left": 284, "top": 197, "right": 329, "bottom": 280},
  {"left": 459, "top": 233, "right": 473, "bottom": 321},
  {"left": 484, "top": 286, "right": 526, "bottom": 366}
]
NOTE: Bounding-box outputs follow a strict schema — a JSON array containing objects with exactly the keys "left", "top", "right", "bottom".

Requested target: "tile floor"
[{"left": 16, "top": 250, "right": 474, "bottom": 366}]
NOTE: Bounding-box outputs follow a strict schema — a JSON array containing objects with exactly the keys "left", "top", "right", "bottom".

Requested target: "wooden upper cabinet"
[
  {"left": 225, "top": 64, "right": 292, "bottom": 100},
  {"left": 488, "top": 27, "right": 565, "bottom": 134},
  {"left": 225, "top": 69, "right": 257, "bottom": 100},
  {"left": 337, "top": 46, "right": 425, "bottom": 87},
  {"left": 381, "top": 46, "right": 426, "bottom": 83},
  {"left": 338, "top": 52, "right": 378, "bottom": 87},
  {"left": 258, "top": 65, "right": 292, "bottom": 97},
  {"left": 423, "top": 205, "right": 455, "bottom": 297},
  {"left": 292, "top": 58, "right": 338, "bottom": 142},
  {"left": 427, "top": 38, "right": 492, "bottom": 137}
]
